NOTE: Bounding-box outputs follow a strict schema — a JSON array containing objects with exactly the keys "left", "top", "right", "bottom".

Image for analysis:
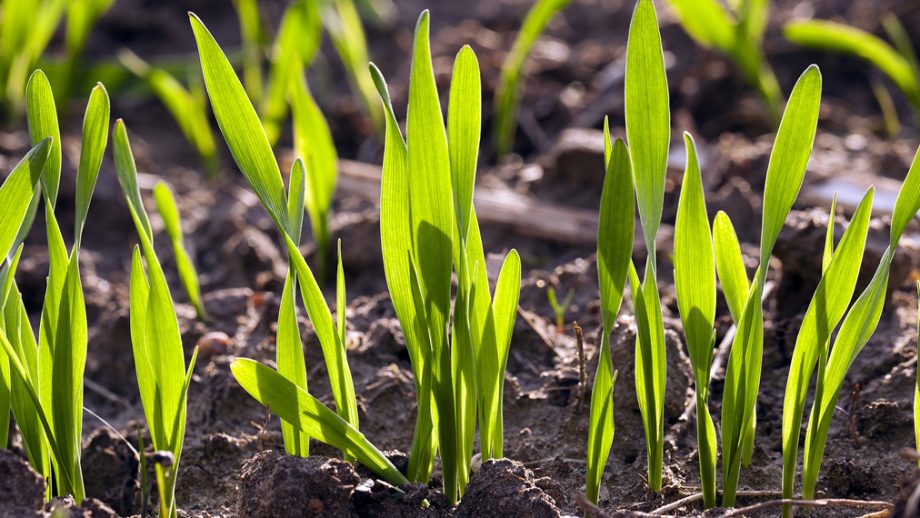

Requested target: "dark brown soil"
[{"left": 3, "top": 0, "right": 920, "bottom": 516}]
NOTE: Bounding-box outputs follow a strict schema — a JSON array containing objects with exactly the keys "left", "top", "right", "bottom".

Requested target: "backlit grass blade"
[
  {"left": 674, "top": 132, "right": 717, "bottom": 508},
  {"left": 25, "top": 70, "right": 61, "bottom": 205},
  {"left": 448, "top": 45, "right": 480, "bottom": 242},
  {"left": 370, "top": 62, "right": 437, "bottom": 483},
  {"left": 447, "top": 45, "right": 482, "bottom": 489},
  {"left": 785, "top": 20, "right": 920, "bottom": 112},
  {"left": 153, "top": 182, "right": 206, "bottom": 320},
  {"left": 665, "top": 0, "right": 734, "bottom": 50},
  {"left": 802, "top": 146, "right": 920, "bottom": 498},
  {"left": 0, "top": 139, "right": 51, "bottom": 261},
  {"left": 74, "top": 83, "right": 109, "bottom": 248},
  {"left": 189, "top": 13, "right": 288, "bottom": 230},
  {"left": 759, "top": 65, "right": 822, "bottom": 267},
  {"left": 492, "top": 0, "right": 571, "bottom": 157},
  {"left": 822, "top": 195, "right": 837, "bottom": 271},
  {"left": 480, "top": 249, "right": 520, "bottom": 459},
  {"left": 2, "top": 269, "right": 49, "bottom": 482},
  {"left": 624, "top": 0, "right": 669, "bottom": 492},
  {"left": 290, "top": 60, "right": 337, "bottom": 279},
  {"left": 720, "top": 65, "right": 822, "bottom": 505},
  {"left": 277, "top": 270, "right": 309, "bottom": 456},
  {"left": 407, "top": 10, "right": 458, "bottom": 502},
  {"left": 587, "top": 133, "right": 633, "bottom": 504},
  {"left": 628, "top": 258, "right": 666, "bottom": 492},
  {"left": 190, "top": 13, "right": 359, "bottom": 437},
  {"left": 780, "top": 189, "right": 872, "bottom": 514},
  {"left": 113, "top": 121, "right": 153, "bottom": 241},
  {"left": 118, "top": 49, "right": 218, "bottom": 174},
  {"left": 626, "top": 0, "right": 669, "bottom": 263},
  {"left": 231, "top": 358, "right": 409, "bottom": 486},
  {"left": 713, "top": 212, "right": 750, "bottom": 323},
  {"left": 117, "top": 119, "right": 198, "bottom": 518},
  {"left": 277, "top": 156, "right": 309, "bottom": 457}
]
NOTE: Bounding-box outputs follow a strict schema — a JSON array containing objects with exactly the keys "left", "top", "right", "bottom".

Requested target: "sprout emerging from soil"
[
  {"left": 189, "top": 11, "right": 406, "bottom": 486},
  {"left": 113, "top": 119, "right": 199, "bottom": 518},
  {"left": 586, "top": 119, "right": 633, "bottom": 504},
  {"left": 719, "top": 64, "right": 822, "bottom": 507},
  {"left": 624, "top": 0, "right": 669, "bottom": 493},
  {"left": 0, "top": 70, "right": 110, "bottom": 504},
  {"left": 371, "top": 10, "right": 522, "bottom": 503}
]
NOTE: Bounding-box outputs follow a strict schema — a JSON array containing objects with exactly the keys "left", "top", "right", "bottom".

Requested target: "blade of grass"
[
  {"left": 780, "top": 189, "right": 873, "bottom": 515},
  {"left": 406, "top": 10, "right": 458, "bottom": 502},
  {"left": 674, "top": 132, "right": 717, "bottom": 508},
  {"left": 625, "top": 0, "right": 670, "bottom": 264},
  {"left": 189, "top": 13, "right": 288, "bottom": 230},
  {"left": 231, "top": 358, "right": 409, "bottom": 486},
  {"left": 802, "top": 146, "right": 920, "bottom": 498},
  {"left": 74, "top": 83, "right": 109, "bottom": 249},
  {"left": 153, "top": 182, "right": 206, "bottom": 321},
  {"left": 587, "top": 131, "right": 633, "bottom": 504},
  {"left": 370, "top": 62, "right": 437, "bottom": 483},
  {"left": 713, "top": 212, "right": 750, "bottom": 323}
]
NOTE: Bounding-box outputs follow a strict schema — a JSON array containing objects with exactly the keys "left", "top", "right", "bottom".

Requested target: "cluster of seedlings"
[{"left": 1, "top": 0, "right": 920, "bottom": 516}]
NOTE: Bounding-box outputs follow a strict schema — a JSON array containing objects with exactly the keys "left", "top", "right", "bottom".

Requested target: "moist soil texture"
[{"left": 5, "top": 0, "right": 920, "bottom": 516}]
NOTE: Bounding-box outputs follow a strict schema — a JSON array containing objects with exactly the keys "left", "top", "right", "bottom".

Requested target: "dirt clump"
[
  {"left": 453, "top": 458, "right": 562, "bottom": 518},
  {"left": 0, "top": 450, "right": 45, "bottom": 517},
  {"left": 237, "top": 450, "right": 361, "bottom": 517}
]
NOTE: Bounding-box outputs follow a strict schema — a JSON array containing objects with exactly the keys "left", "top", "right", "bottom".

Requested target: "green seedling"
[
  {"left": 112, "top": 120, "right": 199, "bottom": 518},
  {"left": 718, "top": 65, "right": 822, "bottom": 507},
  {"left": 785, "top": 15, "right": 920, "bottom": 119},
  {"left": 796, "top": 147, "right": 920, "bottom": 500},
  {"left": 152, "top": 182, "right": 207, "bottom": 321},
  {"left": 624, "top": 0, "right": 669, "bottom": 492},
  {"left": 780, "top": 191, "right": 873, "bottom": 517},
  {"left": 492, "top": 0, "right": 571, "bottom": 156},
  {"left": 585, "top": 119, "right": 633, "bottom": 504},
  {"left": 118, "top": 49, "right": 218, "bottom": 174},
  {"left": 673, "top": 132, "right": 718, "bottom": 508},
  {"left": 189, "top": 13, "right": 380, "bottom": 479},
  {"left": 665, "top": 0, "right": 781, "bottom": 119},
  {"left": 0, "top": 70, "right": 110, "bottom": 503},
  {"left": 547, "top": 286, "right": 574, "bottom": 334},
  {"left": 371, "top": 10, "right": 522, "bottom": 502}
]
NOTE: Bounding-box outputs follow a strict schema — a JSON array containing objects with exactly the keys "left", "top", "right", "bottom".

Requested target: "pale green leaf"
[
  {"left": 713, "top": 211, "right": 749, "bottom": 323},
  {"left": 231, "top": 358, "right": 409, "bottom": 486},
  {"left": 759, "top": 65, "right": 821, "bottom": 267},
  {"left": 190, "top": 13, "right": 288, "bottom": 229},
  {"left": 74, "top": 83, "right": 110, "bottom": 247},
  {"left": 447, "top": 45, "right": 481, "bottom": 242},
  {"left": 781, "top": 187, "right": 873, "bottom": 505},
  {"left": 25, "top": 70, "right": 62, "bottom": 205},
  {"left": 625, "top": 0, "right": 670, "bottom": 261}
]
